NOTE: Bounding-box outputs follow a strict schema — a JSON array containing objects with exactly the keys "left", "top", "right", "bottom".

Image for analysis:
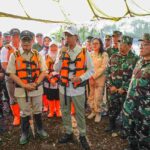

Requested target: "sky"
[{"left": 0, "top": 0, "right": 150, "bottom": 34}]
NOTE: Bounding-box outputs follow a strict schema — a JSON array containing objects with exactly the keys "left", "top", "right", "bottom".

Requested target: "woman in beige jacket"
[{"left": 88, "top": 37, "right": 109, "bottom": 122}]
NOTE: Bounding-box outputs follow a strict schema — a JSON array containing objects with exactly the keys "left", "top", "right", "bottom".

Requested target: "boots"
[
  {"left": 10, "top": 103, "right": 20, "bottom": 126},
  {"left": 34, "top": 113, "right": 48, "bottom": 139},
  {"left": 79, "top": 136, "right": 91, "bottom": 150},
  {"left": 124, "top": 143, "right": 139, "bottom": 150},
  {"left": 104, "top": 117, "right": 116, "bottom": 132},
  {"left": 94, "top": 113, "right": 101, "bottom": 123},
  {"left": 58, "top": 133, "right": 73, "bottom": 143},
  {"left": 48, "top": 100, "right": 55, "bottom": 118},
  {"left": 87, "top": 111, "right": 96, "bottom": 119},
  {"left": 71, "top": 103, "right": 75, "bottom": 115},
  {"left": 42, "top": 95, "right": 48, "bottom": 112},
  {"left": 20, "top": 116, "right": 30, "bottom": 145},
  {"left": 55, "top": 100, "right": 61, "bottom": 117}
]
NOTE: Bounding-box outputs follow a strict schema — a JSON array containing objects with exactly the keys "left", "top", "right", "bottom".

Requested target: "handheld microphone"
[{"left": 61, "top": 43, "right": 68, "bottom": 59}]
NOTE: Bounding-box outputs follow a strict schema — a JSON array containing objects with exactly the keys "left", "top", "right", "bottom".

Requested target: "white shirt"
[{"left": 0, "top": 43, "right": 21, "bottom": 63}]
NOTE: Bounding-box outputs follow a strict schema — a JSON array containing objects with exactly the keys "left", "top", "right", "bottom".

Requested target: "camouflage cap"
[
  {"left": 119, "top": 35, "right": 133, "bottom": 45},
  {"left": 112, "top": 30, "right": 122, "bottom": 36},
  {"left": 139, "top": 33, "right": 150, "bottom": 42},
  {"left": 3, "top": 32, "right": 10, "bottom": 37},
  {"left": 20, "top": 30, "right": 33, "bottom": 40},
  {"left": 105, "top": 34, "right": 111, "bottom": 40},
  {"left": 10, "top": 28, "right": 20, "bottom": 36}
]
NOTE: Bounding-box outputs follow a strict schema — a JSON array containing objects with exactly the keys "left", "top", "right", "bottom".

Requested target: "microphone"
[{"left": 61, "top": 43, "right": 68, "bottom": 59}]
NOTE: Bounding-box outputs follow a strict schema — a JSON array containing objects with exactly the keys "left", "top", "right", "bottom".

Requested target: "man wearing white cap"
[{"left": 54, "top": 26, "right": 94, "bottom": 150}]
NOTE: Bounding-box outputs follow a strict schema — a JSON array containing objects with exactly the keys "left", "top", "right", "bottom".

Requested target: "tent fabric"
[{"left": 0, "top": 0, "right": 150, "bottom": 24}]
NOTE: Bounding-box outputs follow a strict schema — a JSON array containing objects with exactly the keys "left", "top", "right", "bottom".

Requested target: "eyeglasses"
[
  {"left": 92, "top": 42, "right": 100, "bottom": 45},
  {"left": 140, "top": 43, "right": 150, "bottom": 47}
]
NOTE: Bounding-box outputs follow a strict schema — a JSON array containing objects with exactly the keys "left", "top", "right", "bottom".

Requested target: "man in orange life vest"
[
  {"left": 1, "top": 28, "right": 21, "bottom": 126},
  {"left": 54, "top": 26, "right": 94, "bottom": 150},
  {"left": 6, "top": 30, "right": 48, "bottom": 145}
]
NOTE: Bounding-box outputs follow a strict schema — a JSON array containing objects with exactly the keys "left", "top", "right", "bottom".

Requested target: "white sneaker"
[
  {"left": 94, "top": 113, "right": 101, "bottom": 123},
  {"left": 87, "top": 112, "right": 96, "bottom": 119}
]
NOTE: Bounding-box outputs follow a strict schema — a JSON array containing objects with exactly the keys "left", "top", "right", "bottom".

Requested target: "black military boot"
[
  {"left": 79, "top": 136, "right": 90, "bottom": 150},
  {"left": 124, "top": 144, "right": 139, "bottom": 150},
  {"left": 58, "top": 133, "right": 73, "bottom": 143},
  {"left": 104, "top": 117, "right": 116, "bottom": 132},
  {"left": 124, "top": 140, "right": 139, "bottom": 150},
  {"left": 34, "top": 114, "right": 48, "bottom": 139},
  {"left": 20, "top": 116, "right": 30, "bottom": 145}
]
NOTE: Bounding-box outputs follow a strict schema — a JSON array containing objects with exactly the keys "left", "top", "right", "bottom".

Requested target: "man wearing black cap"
[
  {"left": 6, "top": 30, "right": 48, "bottom": 145},
  {"left": 32, "top": 33, "right": 43, "bottom": 52},
  {"left": 1, "top": 28, "right": 21, "bottom": 126}
]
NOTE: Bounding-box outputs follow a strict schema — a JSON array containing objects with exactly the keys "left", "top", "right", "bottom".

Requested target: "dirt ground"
[{"left": 0, "top": 113, "right": 127, "bottom": 150}]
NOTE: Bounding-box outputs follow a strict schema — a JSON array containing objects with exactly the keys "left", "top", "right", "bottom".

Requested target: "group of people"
[{"left": 0, "top": 26, "right": 149, "bottom": 150}]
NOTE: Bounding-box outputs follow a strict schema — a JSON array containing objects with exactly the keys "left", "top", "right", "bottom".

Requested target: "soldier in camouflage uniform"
[
  {"left": 105, "top": 35, "right": 139, "bottom": 132},
  {"left": 106, "top": 31, "right": 122, "bottom": 58},
  {"left": 123, "top": 33, "right": 150, "bottom": 150}
]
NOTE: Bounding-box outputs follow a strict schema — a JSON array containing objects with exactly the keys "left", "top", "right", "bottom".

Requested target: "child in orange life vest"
[
  {"left": 40, "top": 36, "right": 51, "bottom": 112},
  {"left": 45, "top": 42, "right": 61, "bottom": 117}
]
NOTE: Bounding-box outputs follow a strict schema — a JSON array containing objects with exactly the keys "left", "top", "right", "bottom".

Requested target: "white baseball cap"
[
  {"left": 50, "top": 41, "right": 58, "bottom": 47},
  {"left": 64, "top": 26, "right": 78, "bottom": 36}
]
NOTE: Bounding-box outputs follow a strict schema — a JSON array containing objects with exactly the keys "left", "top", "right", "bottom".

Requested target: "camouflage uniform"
[
  {"left": 106, "top": 31, "right": 122, "bottom": 57},
  {"left": 106, "top": 47, "right": 119, "bottom": 58},
  {"left": 106, "top": 36, "right": 139, "bottom": 131},
  {"left": 123, "top": 36, "right": 150, "bottom": 150}
]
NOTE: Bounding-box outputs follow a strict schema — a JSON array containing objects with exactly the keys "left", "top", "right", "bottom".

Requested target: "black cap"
[
  {"left": 20, "top": 30, "right": 33, "bottom": 40},
  {"left": 10, "top": 28, "right": 20, "bottom": 36},
  {"left": 36, "top": 33, "right": 43, "bottom": 37}
]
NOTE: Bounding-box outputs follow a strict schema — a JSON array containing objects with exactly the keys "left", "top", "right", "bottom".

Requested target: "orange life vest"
[
  {"left": 14, "top": 49, "right": 41, "bottom": 84},
  {"left": 45, "top": 54, "right": 59, "bottom": 84},
  {"left": 60, "top": 48, "right": 87, "bottom": 88}
]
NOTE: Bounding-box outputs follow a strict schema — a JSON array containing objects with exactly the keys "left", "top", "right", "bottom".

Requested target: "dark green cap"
[
  {"left": 112, "top": 31, "right": 122, "bottom": 36},
  {"left": 3, "top": 32, "right": 10, "bottom": 37},
  {"left": 120, "top": 35, "right": 133, "bottom": 45},
  {"left": 139, "top": 33, "right": 150, "bottom": 42},
  {"left": 105, "top": 34, "right": 111, "bottom": 40}
]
